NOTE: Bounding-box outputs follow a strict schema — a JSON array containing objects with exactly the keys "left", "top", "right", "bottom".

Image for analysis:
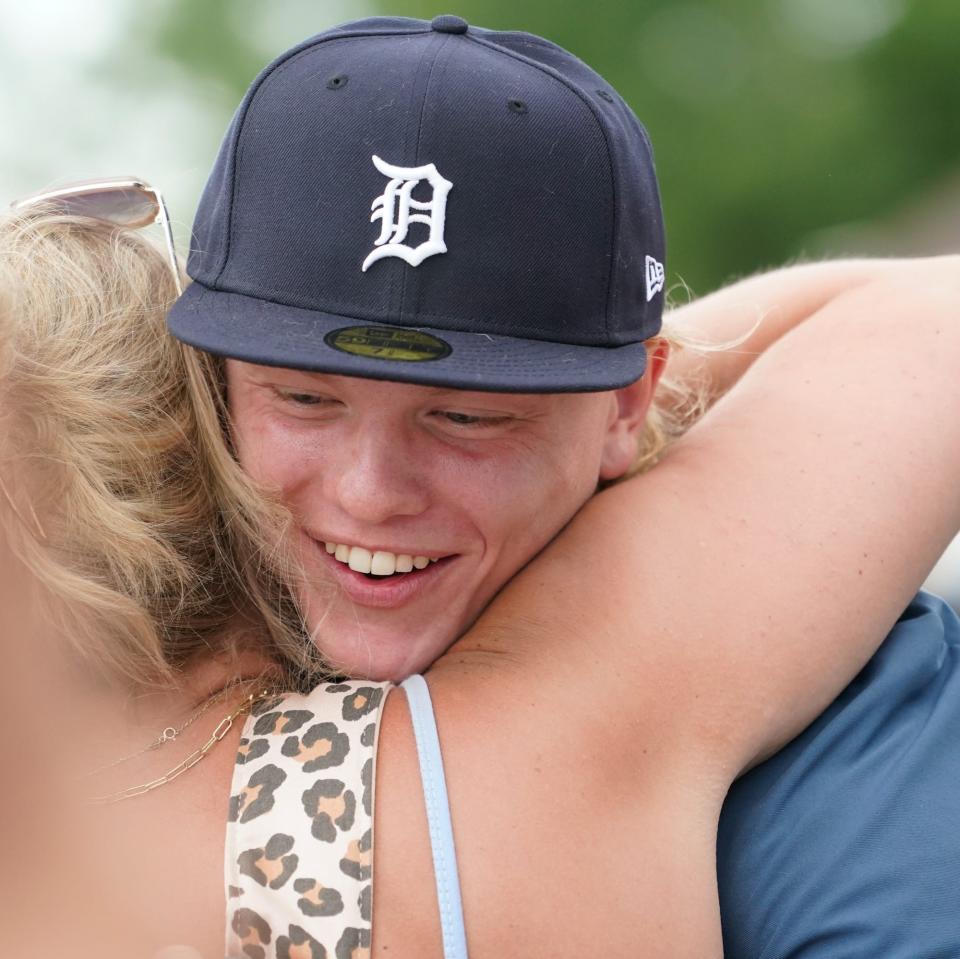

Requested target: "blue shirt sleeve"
[{"left": 717, "top": 591, "right": 960, "bottom": 958}]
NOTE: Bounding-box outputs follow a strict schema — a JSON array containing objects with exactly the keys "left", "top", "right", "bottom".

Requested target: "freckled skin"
[{"left": 226, "top": 361, "right": 655, "bottom": 681}]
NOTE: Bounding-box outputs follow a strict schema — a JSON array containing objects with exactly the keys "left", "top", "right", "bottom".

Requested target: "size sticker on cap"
[{"left": 324, "top": 326, "right": 452, "bottom": 362}]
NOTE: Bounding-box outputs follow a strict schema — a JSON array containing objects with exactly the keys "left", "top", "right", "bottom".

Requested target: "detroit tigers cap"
[{"left": 167, "top": 15, "right": 666, "bottom": 392}]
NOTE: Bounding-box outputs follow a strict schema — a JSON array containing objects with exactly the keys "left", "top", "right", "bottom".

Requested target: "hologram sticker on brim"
[{"left": 325, "top": 326, "right": 453, "bottom": 362}]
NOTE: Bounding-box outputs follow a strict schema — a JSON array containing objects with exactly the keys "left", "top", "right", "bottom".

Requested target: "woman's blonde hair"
[
  {"left": 179, "top": 344, "right": 327, "bottom": 682},
  {"left": 628, "top": 316, "right": 712, "bottom": 477},
  {"left": 0, "top": 210, "right": 310, "bottom": 689}
]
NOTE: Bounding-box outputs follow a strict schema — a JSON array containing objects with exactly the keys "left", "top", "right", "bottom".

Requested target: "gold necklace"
[
  {"left": 86, "top": 683, "right": 240, "bottom": 778},
  {"left": 89, "top": 690, "right": 269, "bottom": 805}
]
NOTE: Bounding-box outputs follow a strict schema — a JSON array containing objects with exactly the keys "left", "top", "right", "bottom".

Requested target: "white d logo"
[{"left": 362, "top": 155, "right": 453, "bottom": 272}]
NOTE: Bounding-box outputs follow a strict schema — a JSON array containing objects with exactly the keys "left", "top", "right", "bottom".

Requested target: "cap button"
[{"left": 431, "top": 14, "right": 469, "bottom": 34}]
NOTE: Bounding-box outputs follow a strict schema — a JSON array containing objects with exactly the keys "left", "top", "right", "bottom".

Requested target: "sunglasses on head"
[
  {"left": 10, "top": 176, "right": 183, "bottom": 295},
  {"left": 3, "top": 176, "right": 184, "bottom": 540}
]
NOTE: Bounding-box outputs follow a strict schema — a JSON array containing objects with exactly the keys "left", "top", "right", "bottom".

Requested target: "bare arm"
[
  {"left": 666, "top": 258, "right": 916, "bottom": 400},
  {"left": 446, "top": 255, "right": 960, "bottom": 778}
]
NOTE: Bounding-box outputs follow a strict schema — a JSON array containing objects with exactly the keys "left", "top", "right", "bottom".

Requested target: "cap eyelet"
[
  {"left": 596, "top": 89, "right": 614, "bottom": 103},
  {"left": 507, "top": 98, "right": 528, "bottom": 115},
  {"left": 326, "top": 74, "right": 349, "bottom": 90}
]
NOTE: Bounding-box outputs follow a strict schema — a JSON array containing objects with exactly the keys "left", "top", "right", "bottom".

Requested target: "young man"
[{"left": 169, "top": 16, "right": 960, "bottom": 955}]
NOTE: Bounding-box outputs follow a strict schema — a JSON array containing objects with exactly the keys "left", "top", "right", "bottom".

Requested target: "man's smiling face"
[{"left": 226, "top": 360, "right": 658, "bottom": 680}]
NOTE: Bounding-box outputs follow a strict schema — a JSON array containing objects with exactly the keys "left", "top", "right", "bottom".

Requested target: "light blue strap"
[{"left": 400, "top": 674, "right": 469, "bottom": 959}]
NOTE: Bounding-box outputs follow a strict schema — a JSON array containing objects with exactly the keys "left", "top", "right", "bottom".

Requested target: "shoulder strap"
[{"left": 400, "top": 674, "right": 469, "bottom": 959}]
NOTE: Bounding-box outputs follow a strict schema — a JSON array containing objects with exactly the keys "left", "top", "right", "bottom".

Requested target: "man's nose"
[{"left": 330, "top": 421, "right": 430, "bottom": 524}]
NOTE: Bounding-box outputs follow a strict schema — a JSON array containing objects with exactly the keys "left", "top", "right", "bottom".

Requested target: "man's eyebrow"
[{"left": 421, "top": 387, "right": 524, "bottom": 402}]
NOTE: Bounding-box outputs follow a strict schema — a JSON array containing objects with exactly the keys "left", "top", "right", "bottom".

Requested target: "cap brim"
[{"left": 167, "top": 282, "right": 648, "bottom": 393}]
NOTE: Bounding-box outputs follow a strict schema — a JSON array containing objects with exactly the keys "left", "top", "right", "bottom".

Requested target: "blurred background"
[{"left": 1, "top": 0, "right": 957, "bottom": 607}]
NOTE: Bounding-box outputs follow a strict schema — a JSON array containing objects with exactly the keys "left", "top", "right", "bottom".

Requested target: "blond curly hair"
[{"left": 0, "top": 210, "right": 312, "bottom": 689}]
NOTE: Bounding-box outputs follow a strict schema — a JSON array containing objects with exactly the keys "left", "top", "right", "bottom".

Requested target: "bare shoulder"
[
  {"left": 372, "top": 666, "right": 727, "bottom": 958},
  {"left": 42, "top": 696, "right": 249, "bottom": 958}
]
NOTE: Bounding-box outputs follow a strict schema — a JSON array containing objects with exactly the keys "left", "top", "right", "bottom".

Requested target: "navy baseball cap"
[{"left": 168, "top": 15, "right": 666, "bottom": 393}]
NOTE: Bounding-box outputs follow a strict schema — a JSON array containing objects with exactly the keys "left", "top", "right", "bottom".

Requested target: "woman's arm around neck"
[{"left": 456, "top": 254, "right": 960, "bottom": 776}]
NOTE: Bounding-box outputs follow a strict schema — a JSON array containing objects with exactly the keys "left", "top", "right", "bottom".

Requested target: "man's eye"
[
  {"left": 436, "top": 411, "right": 509, "bottom": 427},
  {"left": 278, "top": 390, "right": 329, "bottom": 406}
]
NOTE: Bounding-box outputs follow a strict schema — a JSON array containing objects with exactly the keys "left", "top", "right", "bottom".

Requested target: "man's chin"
[{"left": 308, "top": 623, "right": 457, "bottom": 683}]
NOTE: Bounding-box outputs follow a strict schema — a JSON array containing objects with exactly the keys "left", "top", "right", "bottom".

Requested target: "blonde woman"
[{"left": 0, "top": 201, "right": 291, "bottom": 956}]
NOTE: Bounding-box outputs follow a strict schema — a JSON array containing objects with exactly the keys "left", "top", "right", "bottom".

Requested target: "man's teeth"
[{"left": 324, "top": 542, "right": 438, "bottom": 576}]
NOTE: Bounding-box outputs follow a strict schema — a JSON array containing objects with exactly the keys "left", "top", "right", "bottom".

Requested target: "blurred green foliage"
[{"left": 141, "top": 0, "right": 960, "bottom": 294}]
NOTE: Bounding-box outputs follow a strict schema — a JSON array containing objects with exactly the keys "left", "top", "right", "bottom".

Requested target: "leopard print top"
[{"left": 225, "top": 680, "right": 392, "bottom": 959}]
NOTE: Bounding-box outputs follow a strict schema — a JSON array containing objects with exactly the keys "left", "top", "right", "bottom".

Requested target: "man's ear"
[{"left": 599, "top": 338, "right": 670, "bottom": 481}]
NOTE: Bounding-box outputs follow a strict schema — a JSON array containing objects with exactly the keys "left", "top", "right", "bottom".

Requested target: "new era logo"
[{"left": 645, "top": 255, "right": 665, "bottom": 302}]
